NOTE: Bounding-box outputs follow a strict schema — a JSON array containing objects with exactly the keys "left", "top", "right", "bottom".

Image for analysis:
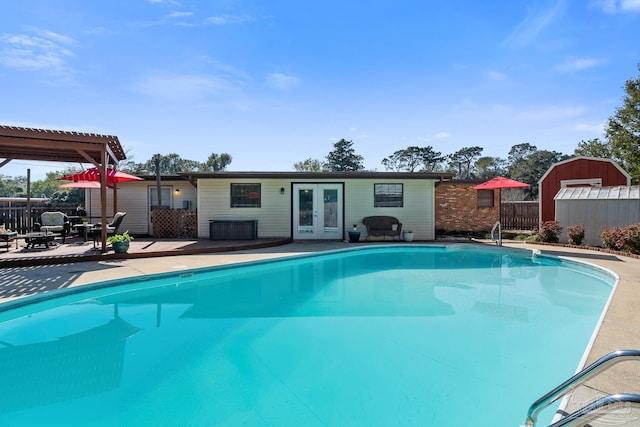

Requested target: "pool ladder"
[
  {"left": 491, "top": 221, "right": 502, "bottom": 246},
  {"left": 524, "top": 349, "right": 640, "bottom": 426}
]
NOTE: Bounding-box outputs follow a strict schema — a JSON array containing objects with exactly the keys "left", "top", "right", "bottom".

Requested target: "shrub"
[
  {"left": 538, "top": 221, "right": 562, "bottom": 243},
  {"left": 601, "top": 223, "right": 640, "bottom": 254},
  {"left": 567, "top": 224, "right": 585, "bottom": 246}
]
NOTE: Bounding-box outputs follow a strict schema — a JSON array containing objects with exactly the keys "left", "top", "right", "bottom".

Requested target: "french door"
[{"left": 293, "top": 184, "right": 343, "bottom": 240}]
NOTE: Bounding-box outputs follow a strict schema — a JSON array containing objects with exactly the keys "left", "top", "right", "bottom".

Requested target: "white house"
[{"left": 91, "top": 171, "right": 453, "bottom": 241}]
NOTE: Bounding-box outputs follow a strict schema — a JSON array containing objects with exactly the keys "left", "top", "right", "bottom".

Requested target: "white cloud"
[
  {"left": 167, "top": 12, "right": 193, "bottom": 19},
  {"left": 417, "top": 131, "right": 453, "bottom": 142},
  {"left": 265, "top": 73, "right": 301, "bottom": 90},
  {"left": 205, "top": 14, "right": 253, "bottom": 25},
  {"left": 504, "top": 0, "right": 567, "bottom": 48},
  {"left": 622, "top": 0, "right": 640, "bottom": 10},
  {"left": 0, "top": 30, "right": 75, "bottom": 77},
  {"left": 131, "top": 73, "right": 236, "bottom": 101},
  {"left": 435, "top": 132, "right": 452, "bottom": 139},
  {"left": 590, "top": 0, "right": 640, "bottom": 13},
  {"left": 517, "top": 105, "right": 585, "bottom": 121},
  {"left": 487, "top": 70, "right": 507, "bottom": 80},
  {"left": 573, "top": 121, "right": 605, "bottom": 132},
  {"left": 556, "top": 57, "right": 603, "bottom": 72}
]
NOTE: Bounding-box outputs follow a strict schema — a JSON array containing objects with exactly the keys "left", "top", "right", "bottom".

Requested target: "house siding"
[
  {"left": 89, "top": 180, "right": 197, "bottom": 235},
  {"left": 198, "top": 178, "right": 291, "bottom": 238},
  {"left": 198, "top": 177, "right": 437, "bottom": 240},
  {"left": 343, "top": 179, "right": 435, "bottom": 240}
]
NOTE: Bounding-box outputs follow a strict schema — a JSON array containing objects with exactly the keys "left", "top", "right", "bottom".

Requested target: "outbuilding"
[
  {"left": 554, "top": 185, "right": 640, "bottom": 246},
  {"left": 538, "top": 157, "right": 630, "bottom": 224}
]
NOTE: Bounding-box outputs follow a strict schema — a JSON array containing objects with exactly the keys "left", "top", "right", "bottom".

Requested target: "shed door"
[{"left": 293, "top": 184, "right": 343, "bottom": 240}]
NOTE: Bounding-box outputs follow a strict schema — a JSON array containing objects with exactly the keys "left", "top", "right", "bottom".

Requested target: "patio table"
[
  {"left": 0, "top": 231, "right": 18, "bottom": 252},
  {"left": 24, "top": 232, "right": 56, "bottom": 249},
  {"left": 72, "top": 223, "right": 95, "bottom": 242}
]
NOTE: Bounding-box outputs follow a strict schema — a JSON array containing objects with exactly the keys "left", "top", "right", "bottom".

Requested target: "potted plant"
[
  {"left": 107, "top": 230, "right": 134, "bottom": 253},
  {"left": 403, "top": 229, "right": 414, "bottom": 242},
  {"left": 348, "top": 224, "right": 361, "bottom": 243}
]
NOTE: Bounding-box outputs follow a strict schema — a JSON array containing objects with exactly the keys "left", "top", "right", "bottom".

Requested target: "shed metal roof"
[{"left": 554, "top": 185, "right": 640, "bottom": 200}]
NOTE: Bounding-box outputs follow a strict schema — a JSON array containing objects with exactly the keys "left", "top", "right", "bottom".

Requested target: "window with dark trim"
[
  {"left": 231, "top": 183, "right": 261, "bottom": 208},
  {"left": 374, "top": 183, "right": 403, "bottom": 207},
  {"left": 477, "top": 189, "right": 494, "bottom": 208}
]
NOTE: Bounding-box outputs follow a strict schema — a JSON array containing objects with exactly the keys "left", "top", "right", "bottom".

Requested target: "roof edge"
[{"left": 538, "top": 156, "right": 631, "bottom": 184}]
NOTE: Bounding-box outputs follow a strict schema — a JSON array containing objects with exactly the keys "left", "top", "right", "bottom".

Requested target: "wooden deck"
[{"left": 0, "top": 234, "right": 292, "bottom": 267}]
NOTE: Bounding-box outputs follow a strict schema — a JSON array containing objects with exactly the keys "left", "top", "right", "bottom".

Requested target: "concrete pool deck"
[{"left": 0, "top": 240, "right": 638, "bottom": 423}]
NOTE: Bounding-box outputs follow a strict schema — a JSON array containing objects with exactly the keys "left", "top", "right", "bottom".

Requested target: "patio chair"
[
  {"left": 34, "top": 211, "right": 71, "bottom": 243},
  {"left": 92, "top": 212, "right": 127, "bottom": 246}
]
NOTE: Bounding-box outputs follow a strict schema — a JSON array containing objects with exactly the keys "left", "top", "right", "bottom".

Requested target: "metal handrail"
[
  {"left": 526, "top": 349, "right": 640, "bottom": 426},
  {"left": 549, "top": 393, "right": 640, "bottom": 427},
  {"left": 491, "top": 221, "right": 502, "bottom": 246}
]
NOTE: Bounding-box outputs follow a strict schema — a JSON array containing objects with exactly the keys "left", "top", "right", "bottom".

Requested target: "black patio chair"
[{"left": 92, "top": 212, "right": 127, "bottom": 247}]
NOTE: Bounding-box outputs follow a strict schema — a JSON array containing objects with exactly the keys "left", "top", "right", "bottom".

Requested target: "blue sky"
[{"left": 1, "top": 0, "right": 640, "bottom": 180}]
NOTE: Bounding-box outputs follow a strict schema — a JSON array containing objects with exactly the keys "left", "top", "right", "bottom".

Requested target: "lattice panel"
[{"left": 151, "top": 210, "right": 197, "bottom": 238}]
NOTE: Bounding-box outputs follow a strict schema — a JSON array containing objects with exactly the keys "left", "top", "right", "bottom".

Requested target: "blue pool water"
[{"left": 0, "top": 245, "right": 615, "bottom": 426}]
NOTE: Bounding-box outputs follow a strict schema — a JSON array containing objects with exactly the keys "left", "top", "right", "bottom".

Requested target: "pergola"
[{"left": 0, "top": 125, "right": 127, "bottom": 252}]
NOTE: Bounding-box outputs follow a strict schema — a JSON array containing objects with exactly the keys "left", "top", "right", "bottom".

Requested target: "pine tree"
[{"left": 325, "top": 139, "right": 365, "bottom": 172}]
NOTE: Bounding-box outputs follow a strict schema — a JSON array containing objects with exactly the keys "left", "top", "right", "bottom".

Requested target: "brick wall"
[{"left": 435, "top": 181, "right": 499, "bottom": 232}]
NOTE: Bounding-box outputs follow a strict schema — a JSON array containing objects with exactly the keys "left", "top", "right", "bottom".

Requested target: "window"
[
  {"left": 374, "top": 183, "right": 403, "bottom": 207},
  {"left": 477, "top": 190, "right": 494, "bottom": 208},
  {"left": 231, "top": 183, "right": 261, "bottom": 208}
]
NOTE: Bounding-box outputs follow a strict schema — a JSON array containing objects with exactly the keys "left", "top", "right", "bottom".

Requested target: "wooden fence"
[
  {"left": 0, "top": 204, "right": 80, "bottom": 234},
  {"left": 500, "top": 201, "right": 539, "bottom": 230}
]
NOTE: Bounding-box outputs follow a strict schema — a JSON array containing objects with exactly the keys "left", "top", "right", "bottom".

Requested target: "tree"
[
  {"left": 0, "top": 174, "right": 24, "bottom": 197},
  {"left": 325, "top": 139, "right": 365, "bottom": 172},
  {"left": 201, "top": 153, "right": 232, "bottom": 171},
  {"left": 507, "top": 143, "right": 568, "bottom": 199},
  {"left": 507, "top": 143, "right": 538, "bottom": 180},
  {"left": 293, "top": 158, "right": 327, "bottom": 172},
  {"left": 474, "top": 156, "right": 506, "bottom": 180},
  {"left": 574, "top": 138, "right": 612, "bottom": 158},
  {"left": 606, "top": 64, "right": 640, "bottom": 183},
  {"left": 381, "top": 146, "right": 444, "bottom": 172},
  {"left": 447, "top": 146, "right": 483, "bottom": 178},
  {"left": 144, "top": 153, "right": 201, "bottom": 175}
]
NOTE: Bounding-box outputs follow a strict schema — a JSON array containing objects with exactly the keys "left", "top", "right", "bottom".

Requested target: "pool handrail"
[
  {"left": 491, "top": 221, "right": 502, "bottom": 246},
  {"left": 547, "top": 393, "right": 640, "bottom": 426},
  {"left": 525, "top": 349, "right": 640, "bottom": 426}
]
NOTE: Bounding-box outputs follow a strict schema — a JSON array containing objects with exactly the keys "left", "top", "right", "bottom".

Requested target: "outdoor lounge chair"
[
  {"left": 34, "top": 211, "right": 71, "bottom": 243},
  {"left": 362, "top": 216, "right": 402, "bottom": 240},
  {"left": 92, "top": 212, "right": 127, "bottom": 246}
]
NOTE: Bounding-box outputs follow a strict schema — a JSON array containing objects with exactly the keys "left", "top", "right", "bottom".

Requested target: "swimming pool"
[{"left": 0, "top": 245, "right": 615, "bottom": 426}]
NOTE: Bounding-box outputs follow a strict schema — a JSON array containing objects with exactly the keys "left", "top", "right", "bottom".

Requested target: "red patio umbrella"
[
  {"left": 58, "top": 168, "right": 142, "bottom": 251},
  {"left": 58, "top": 167, "right": 143, "bottom": 184},
  {"left": 58, "top": 181, "right": 111, "bottom": 189},
  {"left": 473, "top": 176, "right": 530, "bottom": 190},
  {"left": 474, "top": 176, "right": 530, "bottom": 231}
]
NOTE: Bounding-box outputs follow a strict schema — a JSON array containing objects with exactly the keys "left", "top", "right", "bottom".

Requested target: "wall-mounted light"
[
  {"left": 280, "top": 187, "right": 285, "bottom": 195},
  {"left": 175, "top": 188, "right": 180, "bottom": 195}
]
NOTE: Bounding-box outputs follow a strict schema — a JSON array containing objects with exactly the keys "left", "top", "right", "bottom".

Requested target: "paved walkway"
[{"left": 1, "top": 240, "right": 638, "bottom": 423}]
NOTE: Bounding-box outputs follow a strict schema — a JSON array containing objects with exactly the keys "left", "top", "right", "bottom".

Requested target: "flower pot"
[
  {"left": 112, "top": 241, "right": 130, "bottom": 253},
  {"left": 348, "top": 231, "right": 361, "bottom": 243},
  {"left": 403, "top": 232, "right": 414, "bottom": 242}
]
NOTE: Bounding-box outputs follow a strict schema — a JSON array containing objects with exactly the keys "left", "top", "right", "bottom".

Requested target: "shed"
[
  {"left": 554, "top": 185, "right": 640, "bottom": 246},
  {"left": 538, "top": 157, "right": 630, "bottom": 224}
]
